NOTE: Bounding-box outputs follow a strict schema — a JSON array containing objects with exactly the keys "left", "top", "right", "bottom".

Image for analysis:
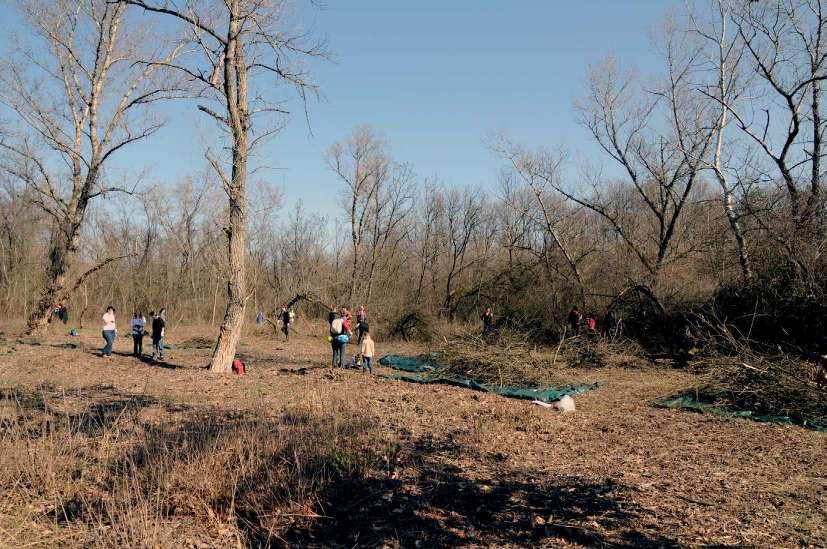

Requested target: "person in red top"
[{"left": 586, "top": 313, "right": 597, "bottom": 334}]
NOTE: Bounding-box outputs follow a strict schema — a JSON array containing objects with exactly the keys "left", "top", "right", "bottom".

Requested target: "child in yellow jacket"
[{"left": 360, "top": 330, "right": 375, "bottom": 373}]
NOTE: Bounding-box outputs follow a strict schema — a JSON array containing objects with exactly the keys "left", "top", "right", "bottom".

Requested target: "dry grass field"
[{"left": 0, "top": 321, "right": 824, "bottom": 547}]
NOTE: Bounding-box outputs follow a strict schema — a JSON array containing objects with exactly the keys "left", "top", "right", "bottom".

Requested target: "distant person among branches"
[
  {"left": 131, "top": 311, "right": 146, "bottom": 357},
  {"left": 567, "top": 307, "right": 582, "bottom": 336},
  {"left": 151, "top": 309, "right": 166, "bottom": 361},
  {"left": 101, "top": 306, "right": 117, "bottom": 358},
  {"left": 53, "top": 303, "right": 69, "bottom": 325},
  {"left": 482, "top": 307, "right": 495, "bottom": 337},
  {"left": 602, "top": 310, "right": 617, "bottom": 339}
]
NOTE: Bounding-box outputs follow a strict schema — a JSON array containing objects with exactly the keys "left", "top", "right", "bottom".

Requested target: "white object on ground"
[
  {"left": 532, "top": 400, "right": 553, "bottom": 408},
  {"left": 552, "top": 395, "right": 576, "bottom": 412}
]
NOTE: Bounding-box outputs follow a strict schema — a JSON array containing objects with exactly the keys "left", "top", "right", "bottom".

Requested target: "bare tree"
[
  {"left": 494, "top": 139, "right": 588, "bottom": 307},
  {"left": 441, "top": 187, "right": 483, "bottom": 321},
  {"left": 363, "top": 162, "right": 414, "bottom": 305},
  {"left": 687, "top": 0, "right": 754, "bottom": 281},
  {"left": 565, "top": 49, "right": 715, "bottom": 304},
  {"left": 327, "top": 127, "right": 389, "bottom": 303},
  {"left": 727, "top": 0, "right": 827, "bottom": 274},
  {"left": 411, "top": 182, "right": 444, "bottom": 308},
  {"left": 122, "top": 0, "right": 324, "bottom": 372},
  {"left": 0, "top": 0, "right": 181, "bottom": 334}
]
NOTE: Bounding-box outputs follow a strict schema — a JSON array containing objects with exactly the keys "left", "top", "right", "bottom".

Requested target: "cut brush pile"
[
  {"left": 658, "top": 352, "right": 827, "bottom": 431},
  {"left": 437, "top": 329, "right": 570, "bottom": 388}
]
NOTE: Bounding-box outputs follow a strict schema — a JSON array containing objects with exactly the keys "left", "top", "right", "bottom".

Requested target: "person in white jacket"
[{"left": 360, "top": 329, "right": 375, "bottom": 373}]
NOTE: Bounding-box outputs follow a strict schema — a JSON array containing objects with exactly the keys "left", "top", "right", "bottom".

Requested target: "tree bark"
[
  {"left": 26, "top": 221, "right": 82, "bottom": 334},
  {"left": 209, "top": 3, "right": 248, "bottom": 372}
]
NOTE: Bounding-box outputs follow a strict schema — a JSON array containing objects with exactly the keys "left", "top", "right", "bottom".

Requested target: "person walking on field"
[
  {"left": 131, "top": 311, "right": 146, "bottom": 357},
  {"left": 360, "top": 328, "right": 375, "bottom": 373},
  {"left": 279, "top": 305, "right": 291, "bottom": 341},
  {"left": 329, "top": 310, "right": 347, "bottom": 368},
  {"left": 328, "top": 307, "right": 339, "bottom": 366},
  {"left": 101, "top": 306, "right": 117, "bottom": 358},
  {"left": 151, "top": 309, "right": 166, "bottom": 361}
]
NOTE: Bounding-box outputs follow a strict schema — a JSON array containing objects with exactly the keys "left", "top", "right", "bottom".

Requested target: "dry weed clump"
[
  {"left": 687, "top": 353, "right": 827, "bottom": 428},
  {"left": 437, "top": 329, "right": 570, "bottom": 387},
  {"left": 0, "top": 384, "right": 382, "bottom": 547}
]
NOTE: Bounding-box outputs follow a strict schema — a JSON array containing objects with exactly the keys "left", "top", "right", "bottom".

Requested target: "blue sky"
[{"left": 1, "top": 1, "right": 674, "bottom": 220}]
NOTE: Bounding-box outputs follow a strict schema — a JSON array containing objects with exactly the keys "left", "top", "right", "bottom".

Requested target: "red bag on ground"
[{"left": 232, "top": 358, "right": 245, "bottom": 376}]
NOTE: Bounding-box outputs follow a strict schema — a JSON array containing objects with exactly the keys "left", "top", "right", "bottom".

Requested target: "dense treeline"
[{"left": 0, "top": 0, "right": 825, "bottom": 353}]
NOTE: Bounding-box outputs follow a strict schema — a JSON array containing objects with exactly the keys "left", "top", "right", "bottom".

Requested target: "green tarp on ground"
[
  {"left": 654, "top": 394, "right": 827, "bottom": 432},
  {"left": 377, "top": 354, "right": 600, "bottom": 403},
  {"left": 378, "top": 354, "right": 438, "bottom": 372}
]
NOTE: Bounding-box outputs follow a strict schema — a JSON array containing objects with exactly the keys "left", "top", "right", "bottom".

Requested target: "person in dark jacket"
[
  {"left": 482, "top": 307, "right": 495, "bottom": 337},
  {"left": 567, "top": 307, "right": 582, "bottom": 336},
  {"left": 151, "top": 309, "right": 166, "bottom": 360},
  {"left": 280, "top": 305, "right": 291, "bottom": 341}
]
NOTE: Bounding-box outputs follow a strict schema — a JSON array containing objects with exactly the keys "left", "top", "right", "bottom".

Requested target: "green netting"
[
  {"left": 377, "top": 354, "right": 600, "bottom": 403},
  {"left": 654, "top": 394, "right": 827, "bottom": 432},
  {"left": 378, "top": 354, "right": 438, "bottom": 372}
]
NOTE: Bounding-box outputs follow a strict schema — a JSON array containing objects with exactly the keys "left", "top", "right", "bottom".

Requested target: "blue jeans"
[
  {"left": 332, "top": 342, "right": 346, "bottom": 368},
  {"left": 152, "top": 337, "right": 164, "bottom": 359},
  {"left": 102, "top": 330, "right": 116, "bottom": 356},
  {"left": 363, "top": 356, "right": 372, "bottom": 372}
]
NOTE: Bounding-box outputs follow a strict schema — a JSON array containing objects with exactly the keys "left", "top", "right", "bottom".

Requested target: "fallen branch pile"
[
  {"left": 688, "top": 351, "right": 827, "bottom": 428},
  {"left": 437, "top": 329, "right": 568, "bottom": 388}
]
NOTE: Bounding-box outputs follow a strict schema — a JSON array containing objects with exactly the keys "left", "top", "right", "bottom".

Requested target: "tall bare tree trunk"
[
  {"left": 26, "top": 220, "right": 82, "bottom": 334},
  {"left": 209, "top": 5, "right": 248, "bottom": 372},
  {"left": 710, "top": 0, "right": 752, "bottom": 282}
]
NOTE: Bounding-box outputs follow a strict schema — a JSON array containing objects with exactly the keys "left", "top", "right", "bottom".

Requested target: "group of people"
[
  {"left": 567, "top": 307, "right": 616, "bottom": 337},
  {"left": 99, "top": 306, "right": 167, "bottom": 360},
  {"left": 480, "top": 306, "right": 617, "bottom": 338},
  {"left": 327, "top": 305, "right": 374, "bottom": 371}
]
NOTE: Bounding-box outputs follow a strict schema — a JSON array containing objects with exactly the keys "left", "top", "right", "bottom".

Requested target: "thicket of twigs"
[
  {"left": 648, "top": 310, "right": 827, "bottom": 427},
  {"left": 431, "top": 329, "right": 571, "bottom": 388},
  {"left": 387, "top": 310, "right": 434, "bottom": 343},
  {"left": 559, "top": 336, "right": 649, "bottom": 369},
  {"left": 686, "top": 351, "right": 827, "bottom": 428}
]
